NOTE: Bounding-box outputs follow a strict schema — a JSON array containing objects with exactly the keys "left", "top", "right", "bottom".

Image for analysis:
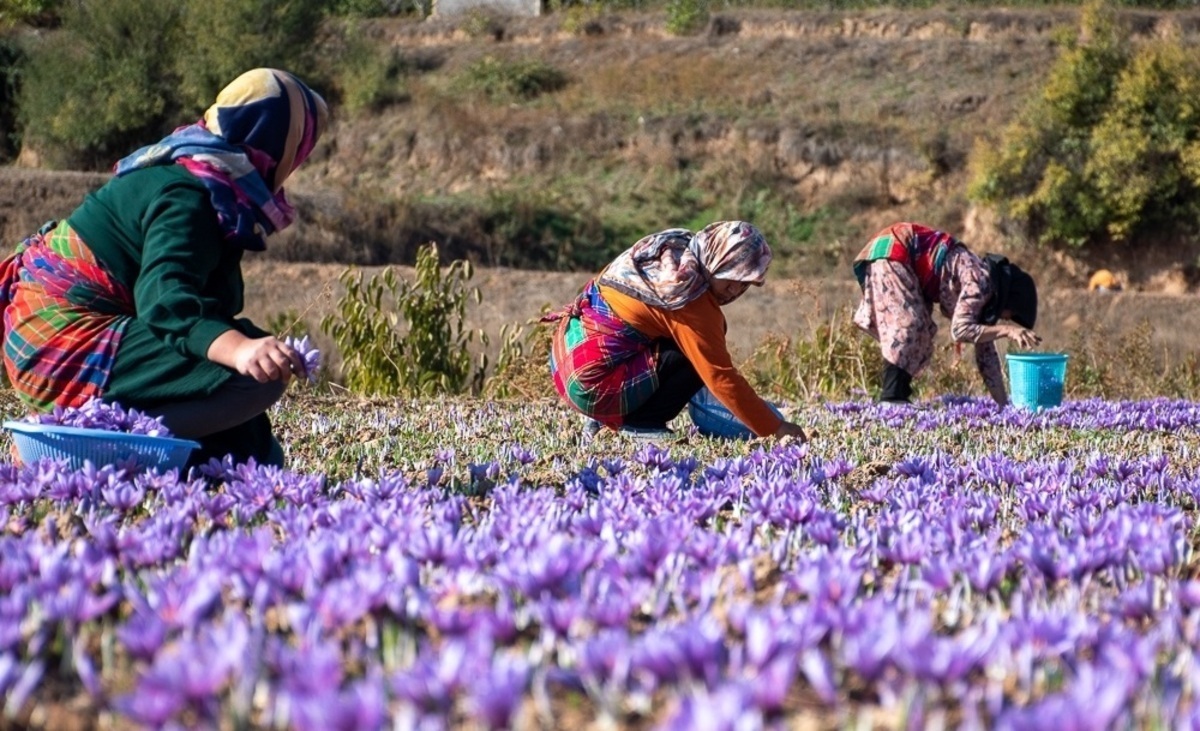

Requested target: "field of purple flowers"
[{"left": 3, "top": 393, "right": 1200, "bottom": 729}]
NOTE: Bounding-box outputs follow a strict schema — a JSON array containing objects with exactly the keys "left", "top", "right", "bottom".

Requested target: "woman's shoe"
[
  {"left": 580, "top": 416, "right": 603, "bottom": 443},
  {"left": 617, "top": 425, "right": 675, "bottom": 441}
]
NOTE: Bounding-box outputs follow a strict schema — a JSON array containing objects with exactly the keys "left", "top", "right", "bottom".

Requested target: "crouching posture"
[
  {"left": 0, "top": 68, "right": 328, "bottom": 467},
  {"left": 544, "top": 221, "right": 808, "bottom": 441},
  {"left": 852, "top": 222, "right": 1041, "bottom": 405}
]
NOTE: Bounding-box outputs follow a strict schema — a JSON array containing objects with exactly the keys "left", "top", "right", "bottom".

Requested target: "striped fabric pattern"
[
  {"left": 114, "top": 68, "right": 328, "bottom": 251},
  {"left": 852, "top": 222, "right": 960, "bottom": 303},
  {"left": 546, "top": 281, "right": 659, "bottom": 427},
  {"left": 1, "top": 223, "right": 134, "bottom": 410}
]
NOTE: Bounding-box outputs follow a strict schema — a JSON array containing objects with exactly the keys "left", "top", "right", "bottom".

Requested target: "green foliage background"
[
  {"left": 968, "top": 1, "right": 1200, "bottom": 248},
  {"left": 322, "top": 243, "right": 488, "bottom": 396}
]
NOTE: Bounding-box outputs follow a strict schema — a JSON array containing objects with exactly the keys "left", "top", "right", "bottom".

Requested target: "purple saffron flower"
[
  {"left": 464, "top": 654, "right": 530, "bottom": 729},
  {"left": 284, "top": 335, "right": 322, "bottom": 383}
]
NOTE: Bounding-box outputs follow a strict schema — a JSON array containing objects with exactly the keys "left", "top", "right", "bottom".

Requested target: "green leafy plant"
[
  {"left": 968, "top": 1, "right": 1200, "bottom": 249},
  {"left": 17, "top": 0, "right": 184, "bottom": 169},
  {"left": 15, "top": 0, "right": 331, "bottom": 169},
  {"left": 174, "top": 0, "right": 330, "bottom": 113},
  {"left": 322, "top": 242, "right": 487, "bottom": 397},
  {"left": 326, "top": 23, "right": 410, "bottom": 113},
  {"left": 0, "top": 0, "right": 63, "bottom": 28},
  {"left": 455, "top": 56, "right": 567, "bottom": 102},
  {"left": 483, "top": 311, "right": 555, "bottom": 400},
  {"left": 665, "top": 0, "right": 708, "bottom": 36},
  {"left": 744, "top": 307, "right": 884, "bottom": 402}
]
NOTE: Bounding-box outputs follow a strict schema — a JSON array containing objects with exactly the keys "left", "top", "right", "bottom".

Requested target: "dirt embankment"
[
  {"left": 0, "top": 166, "right": 1194, "bottom": 369},
  {"left": 2, "top": 7, "right": 1199, "bottom": 371}
]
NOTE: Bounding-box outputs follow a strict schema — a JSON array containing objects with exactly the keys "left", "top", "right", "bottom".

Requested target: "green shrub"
[
  {"left": 482, "top": 318, "right": 554, "bottom": 399},
  {"left": 175, "top": 0, "right": 331, "bottom": 113},
  {"left": 0, "top": 34, "right": 25, "bottom": 162},
  {"left": 17, "top": 0, "right": 184, "bottom": 169},
  {"left": 0, "top": 0, "right": 63, "bottom": 28},
  {"left": 455, "top": 56, "right": 567, "bottom": 102},
  {"left": 16, "top": 0, "right": 332, "bottom": 169},
  {"left": 332, "top": 0, "right": 423, "bottom": 17},
  {"left": 321, "top": 243, "right": 487, "bottom": 397},
  {"left": 326, "top": 23, "right": 410, "bottom": 113},
  {"left": 744, "top": 308, "right": 884, "bottom": 402},
  {"left": 968, "top": 1, "right": 1200, "bottom": 249},
  {"left": 1086, "top": 39, "right": 1200, "bottom": 240},
  {"left": 665, "top": 0, "right": 708, "bottom": 35}
]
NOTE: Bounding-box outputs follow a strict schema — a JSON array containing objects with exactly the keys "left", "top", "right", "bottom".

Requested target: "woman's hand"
[
  {"left": 1006, "top": 325, "right": 1042, "bottom": 349},
  {"left": 772, "top": 420, "right": 809, "bottom": 441},
  {"left": 233, "top": 336, "right": 306, "bottom": 383},
  {"left": 208, "top": 330, "right": 306, "bottom": 384}
]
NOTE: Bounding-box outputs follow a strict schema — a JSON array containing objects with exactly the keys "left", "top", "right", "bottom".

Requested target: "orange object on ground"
[{"left": 1089, "top": 269, "right": 1121, "bottom": 291}]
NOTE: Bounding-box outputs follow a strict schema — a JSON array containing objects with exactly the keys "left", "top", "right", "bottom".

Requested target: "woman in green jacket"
[{"left": 0, "top": 68, "right": 328, "bottom": 467}]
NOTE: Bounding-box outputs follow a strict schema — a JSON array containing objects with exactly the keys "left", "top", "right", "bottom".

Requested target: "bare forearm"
[{"left": 206, "top": 329, "right": 248, "bottom": 369}]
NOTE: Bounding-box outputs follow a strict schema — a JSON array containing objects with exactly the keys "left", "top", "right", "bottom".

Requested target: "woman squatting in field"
[
  {"left": 544, "top": 221, "right": 809, "bottom": 442},
  {"left": 0, "top": 68, "right": 328, "bottom": 467}
]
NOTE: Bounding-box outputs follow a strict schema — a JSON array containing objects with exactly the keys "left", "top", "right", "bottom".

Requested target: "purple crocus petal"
[
  {"left": 659, "top": 684, "right": 762, "bottom": 731},
  {"left": 288, "top": 676, "right": 387, "bottom": 731},
  {"left": 114, "top": 680, "right": 186, "bottom": 727},
  {"left": 799, "top": 648, "right": 837, "bottom": 704},
  {"left": 2, "top": 659, "right": 43, "bottom": 717},
  {"left": 1178, "top": 581, "right": 1200, "bottom": 610},
  {"left": 284, "top": 335, "right": 321, "bottom": 383},
  {"left": 117, "top": 611, "right": 169, "bottom": 661},
  {"left": 749, "top": 655, "right": 797, "bottom": 712},
  {"left": 464, "top": 654, "right": 530, "bottom": 729},
  {"left": 72, "top": 635, "right": 103, "bottom": 699}
]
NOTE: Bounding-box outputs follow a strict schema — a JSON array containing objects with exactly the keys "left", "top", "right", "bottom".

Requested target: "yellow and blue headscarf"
[{"left": 114, "top": 68, "right": 329, "bottom": 251}]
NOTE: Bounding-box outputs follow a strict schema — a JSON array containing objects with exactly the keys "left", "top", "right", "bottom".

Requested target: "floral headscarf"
[
  {"left": 597, "top": 221, "right": 772, "bottom": 310},
  {"left": 114, "top": 68, "right": 329, "bottom": 251}
]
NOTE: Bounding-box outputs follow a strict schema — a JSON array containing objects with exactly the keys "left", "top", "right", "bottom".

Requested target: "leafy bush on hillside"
[
  {"left": 0, "top": 0, "right": 62, "bottom": 27},
  {"left": 665, "top": 0, "right": 709, "bottom": 35},
  {"left": 174, "top": 0, "right": 330, "bottom": 113},
  {"left": 322, "top": 243, "right": 487, "bottom": 396},
  {"left": 0, "top": 35, "right": 24, "bottom": 162},
  {"left": 455, "top": 56, "right": 568, "bottom": 101},
  {"left": 314, "top": 20, "right": 416, "bottom": 113},
  {"left": 17, "top": 0, "right": 331, "bottom": 169},
  {"left": 17, "top": 0, "right": 185, "bottom": 169},
  {"left": 968, "top": 1, "right": 1200, "bottom": 248}
]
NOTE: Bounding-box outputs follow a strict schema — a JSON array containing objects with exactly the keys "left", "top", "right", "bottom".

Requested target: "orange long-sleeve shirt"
[{"left": 598, "top": 284, "right": 783, "bottom": 437}]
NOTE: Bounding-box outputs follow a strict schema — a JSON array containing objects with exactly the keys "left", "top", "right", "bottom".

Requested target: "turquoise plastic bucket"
[{"left": 1006, "top": 353, "right": 1069, "bottom": 411}]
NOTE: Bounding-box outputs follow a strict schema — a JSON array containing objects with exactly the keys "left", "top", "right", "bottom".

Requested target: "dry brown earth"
[
  {"left": 1, "top": 153, "right": 1198, "bottom": 374},
  {"left": 3, "top": 6, "right": 1200, "bottom": 374}
]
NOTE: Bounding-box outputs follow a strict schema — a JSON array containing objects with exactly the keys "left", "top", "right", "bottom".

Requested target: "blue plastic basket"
[
  {"left": 1006, "top": 353, "right": 1069, "bottom": 411},
  {"left": 4, "top": 421, "right": 200, "bottom": 471},
  {"left": 688, "top": 387, "right": 784, "bottom": 439}
]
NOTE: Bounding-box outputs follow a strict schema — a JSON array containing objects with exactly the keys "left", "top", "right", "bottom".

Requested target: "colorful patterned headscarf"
[
  {"left": 114, "top": 68, "right": 329, "bottom": 251},
  {"left": 597, "top": 221, "right": 772, "bottom": 310}
]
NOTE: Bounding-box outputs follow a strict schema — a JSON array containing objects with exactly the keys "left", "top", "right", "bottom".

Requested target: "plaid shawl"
[
  {"left": 545, "top": 280, "right": 658, "bottom": 427},
  {"left": 1, "top": 223, "right": 134, "bottom": 410},
  {"left": 853, "top": 222, "right": 961, "bottom": 303}
]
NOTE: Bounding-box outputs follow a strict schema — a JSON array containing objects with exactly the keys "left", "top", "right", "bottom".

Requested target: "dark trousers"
[
  {"left": 139, "top": 374, "right": 286, "bottom": 468},
  {"left": 624, "top": 342, "right": 704, "bottom": 429}
]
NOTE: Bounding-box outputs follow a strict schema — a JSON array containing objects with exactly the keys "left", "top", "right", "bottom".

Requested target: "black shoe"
[{"left": 881, "top": 362, "right": 914, "bottom": 403}]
